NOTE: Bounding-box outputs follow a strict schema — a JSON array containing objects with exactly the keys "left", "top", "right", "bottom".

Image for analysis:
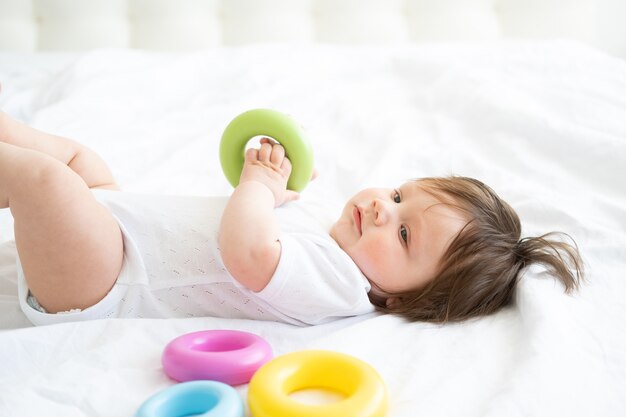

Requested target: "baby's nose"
[{"left": 372, "top": 199, "right": 390, "bottom": 226}]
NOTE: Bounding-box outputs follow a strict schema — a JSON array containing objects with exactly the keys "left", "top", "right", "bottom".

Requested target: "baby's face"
[{"left": 330, "top": 181, "right": 467, "bottom": 304}]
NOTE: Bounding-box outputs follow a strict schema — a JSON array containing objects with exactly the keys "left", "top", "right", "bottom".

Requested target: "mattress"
[{"left": 1, "top": 42, "right": 625, "bottom": 416}]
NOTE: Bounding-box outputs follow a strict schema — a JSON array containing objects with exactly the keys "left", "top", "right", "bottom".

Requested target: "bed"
[{"left": 1, "top": 2, "right": 626, "bottom": 417}]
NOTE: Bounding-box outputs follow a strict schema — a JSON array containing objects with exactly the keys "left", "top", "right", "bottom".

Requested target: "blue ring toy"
[{"left": 135, "top": 381, "right": 243, "bottom": 417}]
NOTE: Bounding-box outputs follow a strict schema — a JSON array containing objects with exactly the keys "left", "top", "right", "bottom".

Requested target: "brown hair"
[{"left": 371, "top": 176, "right": 584, "bottom": 323}]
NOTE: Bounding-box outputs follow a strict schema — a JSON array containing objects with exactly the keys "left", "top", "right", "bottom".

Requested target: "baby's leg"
[
  {"left": 0, "top": 142, "right": 123, "bottom": 313},
  {"left": 0, "top": 111, "right": 118, "bottom": 190}
]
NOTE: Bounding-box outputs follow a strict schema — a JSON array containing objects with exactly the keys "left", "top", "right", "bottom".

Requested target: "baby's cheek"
[{"left": 358, "top": 237, "right": 393, "bottom": 277}]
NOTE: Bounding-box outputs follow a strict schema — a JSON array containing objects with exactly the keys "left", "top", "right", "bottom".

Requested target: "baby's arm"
[{"left": 219, "top": 139, "right": 299, "bottom": 292}]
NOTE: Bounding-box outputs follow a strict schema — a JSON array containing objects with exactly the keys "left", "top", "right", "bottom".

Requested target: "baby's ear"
[{"left": 385, "top": 297, "right": 400, "bottom": 309}]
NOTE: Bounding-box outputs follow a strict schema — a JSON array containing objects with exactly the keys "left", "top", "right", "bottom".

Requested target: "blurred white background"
[{"left": 0, "top": 0, "right": 625, "bottom": 57}]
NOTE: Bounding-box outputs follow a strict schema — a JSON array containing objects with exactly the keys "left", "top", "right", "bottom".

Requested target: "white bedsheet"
[{"left": 1, "top": 42, "right": 625, "bottom": 416}]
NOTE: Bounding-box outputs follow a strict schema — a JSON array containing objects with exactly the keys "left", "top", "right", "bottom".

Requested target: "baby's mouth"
[{"left": 353, "top": 206, "right": 362, "bottom": 235}]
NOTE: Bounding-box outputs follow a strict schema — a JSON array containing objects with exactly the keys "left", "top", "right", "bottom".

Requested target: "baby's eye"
[
  {"left": 400, "top": 225, "right": 408, "bottom": 243},
  {"left": 393, "top": 190, "right": 401, "bottom": 203}
]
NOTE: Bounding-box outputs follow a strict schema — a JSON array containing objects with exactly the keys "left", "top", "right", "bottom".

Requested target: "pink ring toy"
[{"left": 162, "top": 330, "right": 273, "bottom": 385}]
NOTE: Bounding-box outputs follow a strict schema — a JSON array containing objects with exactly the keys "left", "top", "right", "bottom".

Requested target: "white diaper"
[
  {"left": 26, "top": 292, "right": 47, "bottom": 313},
  {"left": 26, "top": 291, "right": 82, "bottom": 315}
]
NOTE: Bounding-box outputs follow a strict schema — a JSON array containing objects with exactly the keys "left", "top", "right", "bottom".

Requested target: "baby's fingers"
[
  {"left": 270, "top": 144, "right": 285, "bottom": 166},
  {"left": 258, "top": 142, "right": 274, "bottom": 163},
  {"left": 283, "top": 190, "right": 300, "bottom": 203},
  {"left": 280, "top": 155, "right": 292, "bottom": 178},
  {"left": 245, "top": 147, "right": 259, "bottom": 162}
]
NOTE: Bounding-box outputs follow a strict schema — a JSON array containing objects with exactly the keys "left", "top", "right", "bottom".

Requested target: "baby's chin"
[
  {"left": 328, "top": 223, "right": 341, "bottom": 246},
  {"left": 328, "top": 219, "right": 356, "bottom": 251}
]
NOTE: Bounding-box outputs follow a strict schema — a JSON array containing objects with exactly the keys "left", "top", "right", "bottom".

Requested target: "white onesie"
[{"left": 17, "top": 190, "right": 374, "bottom": 326}]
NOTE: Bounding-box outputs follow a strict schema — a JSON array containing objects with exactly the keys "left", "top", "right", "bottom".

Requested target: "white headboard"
[{"left": 1, "top": 0, "right": 625, "bottom": 57}]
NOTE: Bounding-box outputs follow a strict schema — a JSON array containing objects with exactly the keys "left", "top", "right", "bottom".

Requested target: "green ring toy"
[{"left": 220, "top": 109, "right": 314, "bottom": 192}]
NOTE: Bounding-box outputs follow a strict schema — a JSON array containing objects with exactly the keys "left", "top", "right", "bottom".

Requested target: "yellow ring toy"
[{"left": 248, "top": 350, "right": 388, "bottom": 417}]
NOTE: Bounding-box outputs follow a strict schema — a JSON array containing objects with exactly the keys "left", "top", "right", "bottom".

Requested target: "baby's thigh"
[{"left": 10, "top": 153, "right": 123, "bottom": 313}]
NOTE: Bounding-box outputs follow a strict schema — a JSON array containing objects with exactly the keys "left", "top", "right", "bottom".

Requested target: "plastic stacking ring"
[
  {"left": 162, "top": 330, "right": 273, "bottom": 385},
  {"left": 248, "top": 350, "right": 388, "bottom": 417},
  {"left": 220, "top": 108, "right": 314, "bottom": 192},
  {"left": 135, "top": 381, "right": 243, "bottom": 417}
]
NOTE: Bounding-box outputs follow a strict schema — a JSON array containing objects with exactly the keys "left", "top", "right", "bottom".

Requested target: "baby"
[{"left": 0, "top": 111, "right": 583, "bottom": 326}]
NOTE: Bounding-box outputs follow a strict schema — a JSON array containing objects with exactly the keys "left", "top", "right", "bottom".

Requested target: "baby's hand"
[{"left": 239, "top": 138, "right": 300, "bottom": 207}]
